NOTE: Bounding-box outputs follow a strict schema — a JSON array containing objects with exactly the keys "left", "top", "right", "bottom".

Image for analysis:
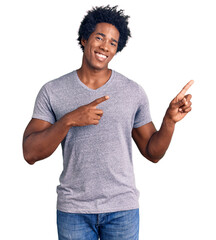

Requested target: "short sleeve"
[
  {"left": 133, "top": 85, "right": 152, "bottom": 128},
  {"left": 32, "top": 84, "right": 56, "bottom": 124}
]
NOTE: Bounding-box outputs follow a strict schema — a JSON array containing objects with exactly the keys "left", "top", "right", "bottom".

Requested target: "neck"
[
  {"left": 77, "top": 67, "right": 111, "bottom": 83},
  {"left": 77, "top": 56, "right": 111, "bottom": 84}
]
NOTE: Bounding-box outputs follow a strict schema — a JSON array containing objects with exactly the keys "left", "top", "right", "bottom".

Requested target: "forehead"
[{"left": 93, "top": 23, "right": 120, "bottom": 40}]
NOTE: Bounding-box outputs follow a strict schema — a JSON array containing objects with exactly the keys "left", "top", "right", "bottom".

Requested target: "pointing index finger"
[
  {"left": 89, "top": 95, "right": 110, "bottom": 107},
  {"left": 177, "top": 80, "right": 194, "bottom": 99}
]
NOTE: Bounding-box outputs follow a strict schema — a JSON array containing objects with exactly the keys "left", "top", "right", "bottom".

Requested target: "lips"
[{"left": 95, "top": 52, "right": 108, "bottom": 62}]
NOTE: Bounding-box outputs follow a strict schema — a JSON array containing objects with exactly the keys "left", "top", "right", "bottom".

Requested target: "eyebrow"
[{"left": 96, "top": 32, "right": 118, "bottom": 43}]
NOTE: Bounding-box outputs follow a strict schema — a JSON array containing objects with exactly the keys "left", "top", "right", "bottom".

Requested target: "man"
[{"left": 23, "top": 5, "right": 193, "bottom": 240}]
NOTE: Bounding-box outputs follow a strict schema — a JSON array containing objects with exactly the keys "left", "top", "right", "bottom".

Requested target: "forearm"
[
  {"left": 147, "top": 116, "right": 175, "bottom": 162},
  {"left": 23, "top": 115, "right": 71, "bottom": 164}
]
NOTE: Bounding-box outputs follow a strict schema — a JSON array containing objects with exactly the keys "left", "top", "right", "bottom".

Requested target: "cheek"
[
  {"left": 85, "top": 41, "right": 98, "bottom": 55},
  {"left": 110, "top": 49, "right": 117, "bottom": 58},
  {"left": 83, "top": 44, "right": 93, "bottom": 58}
]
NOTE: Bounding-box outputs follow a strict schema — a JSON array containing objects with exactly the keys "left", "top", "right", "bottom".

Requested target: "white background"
[{"left": 1, "top": 0, "right": 215, "bottom": 239}]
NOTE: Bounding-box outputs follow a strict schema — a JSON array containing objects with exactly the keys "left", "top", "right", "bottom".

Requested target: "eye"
[
  {"left": 96, "top": 36, "right": 103, "bottom": 41},
  {"left": 111, "top": 42, "right": 117, "bottom": 47}
]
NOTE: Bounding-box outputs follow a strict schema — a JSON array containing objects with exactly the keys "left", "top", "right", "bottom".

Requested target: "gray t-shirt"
[{"left": 32, "top": 70, "right": 152, "bottom": 214}]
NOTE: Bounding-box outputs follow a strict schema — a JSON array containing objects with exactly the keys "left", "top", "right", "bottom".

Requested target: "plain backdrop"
[{"left": 1, "top": 0, "right": 215, "bottom": 239}]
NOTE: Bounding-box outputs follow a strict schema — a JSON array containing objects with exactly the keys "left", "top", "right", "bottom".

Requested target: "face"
[{"left": 81, "top": 22, "right": 120, "bottom": 71}]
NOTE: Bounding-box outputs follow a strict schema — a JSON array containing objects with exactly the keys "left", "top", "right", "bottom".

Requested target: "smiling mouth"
[{"left": 95, "top": 52, "right": 108, "bottom": 61}]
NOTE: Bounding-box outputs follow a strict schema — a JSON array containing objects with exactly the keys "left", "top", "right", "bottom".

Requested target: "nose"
[{"left": 99, "top": 40, "right": 109, "bottom": 52}]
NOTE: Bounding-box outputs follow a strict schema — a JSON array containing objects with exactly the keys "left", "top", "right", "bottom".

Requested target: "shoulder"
[
  {"left": 37, "top": 71, "right": 77, "bottom": 100},
  {"left": 113, "top": 70, "right": 149, "bottom": 106},
  {"left": 43, "top": 71, "right": 76, "bottom": 90},
  {"left": 113, "top": 70, "right": 145, "bottom": 93}
]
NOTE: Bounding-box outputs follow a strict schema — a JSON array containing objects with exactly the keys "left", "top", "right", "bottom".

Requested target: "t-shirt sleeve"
[
  {"left": 133, "top": 85, "right": 152, "bottom": 128},
  {"left": 32, "top": 84, "right": 56, "bottom": 124}
]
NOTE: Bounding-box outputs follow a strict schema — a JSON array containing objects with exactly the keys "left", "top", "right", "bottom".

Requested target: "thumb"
[{"left": 173, "top": 97, "right": 188, "bottom": 108}]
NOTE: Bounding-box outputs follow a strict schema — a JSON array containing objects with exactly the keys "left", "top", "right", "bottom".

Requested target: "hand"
[
  {"left": 67, "top": 96, "right": 109, "bottom": 127},
  {"left": 165, "top": 80, "right": 194, "bottom": 124}
]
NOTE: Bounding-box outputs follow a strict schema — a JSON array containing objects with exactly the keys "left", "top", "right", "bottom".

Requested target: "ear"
[{"left": 81, "top": 38, "right": 87, "bottom": 47}]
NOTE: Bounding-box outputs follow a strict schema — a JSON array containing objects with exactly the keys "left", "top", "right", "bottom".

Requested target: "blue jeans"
[{"left": 57, "top": 208, "right": 139, "bottom": 240}]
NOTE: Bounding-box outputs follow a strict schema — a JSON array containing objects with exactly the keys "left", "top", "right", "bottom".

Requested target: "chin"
[{"left": 91, "top": 64, "right": 109, "bottom": 71}]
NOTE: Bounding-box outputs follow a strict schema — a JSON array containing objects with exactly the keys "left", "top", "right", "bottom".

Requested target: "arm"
[
  {"left": 23, "top": 118, "right": 70, "bottom": 165},
  {"left": 23, "top": 96, "right": 109, "bottom": 165},
  {"left": 132, "top": 80, "right": 194, "bottom": 163},
  {"left": 132, "top": 119, "right": 174, "bottom": 163}
]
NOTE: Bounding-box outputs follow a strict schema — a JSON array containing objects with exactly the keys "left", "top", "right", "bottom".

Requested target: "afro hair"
[{"left": 77, "top": 5, "right": 131, "bottom": 53}]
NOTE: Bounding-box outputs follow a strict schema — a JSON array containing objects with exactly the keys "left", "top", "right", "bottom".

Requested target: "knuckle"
[
  {"left": 185, "top": 107, "right": 192, "bottom": 113},
  {"left": 170, "top": 103, "right": 176, "bottom": 109}
]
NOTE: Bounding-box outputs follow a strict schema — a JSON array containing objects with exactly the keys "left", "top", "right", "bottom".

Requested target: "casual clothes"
[
  {"left": 33, "top": 70, "right": 151, "bottom": 214},
  {"left": 57, "top": 208, "right": 139, "bottom": 240}
]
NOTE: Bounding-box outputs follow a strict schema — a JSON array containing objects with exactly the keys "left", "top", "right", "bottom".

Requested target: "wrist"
[
  {"left": 61, "top": 112, "right": 76, "bottom": 128},
  {"left": 163, "top": 115, "right": 176, "bottom": 129}
]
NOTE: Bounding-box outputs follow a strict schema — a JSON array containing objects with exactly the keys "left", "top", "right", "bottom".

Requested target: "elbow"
[
  {"left": 27, "top": 160, "right": 35, "bottom": 165},
  {"left": 146, "top": 155, "right": 162, "bottom": 164},
  {"left": 23, "top": 148, "right": 49, "bottom": 165},
  {"left": 23, "top": 142, "right": 44, "bottom": 165},
  {"left": 144, "top": 149, "right": 165, "bottom": 163},
  {"left": 150, "top": 157, "right": 162, "bottom": 164},
  {"left": 24, "top": 155, "right": 36, "bottom": 165},
  {"left": 23, "top": 140, "right": 36, "bottom": 165},
  {"left": 144, "top": 143, "right": 166, "bottom": 163},
  {"left": 23, "top": 151, "right": 36, "bottom": 165}
]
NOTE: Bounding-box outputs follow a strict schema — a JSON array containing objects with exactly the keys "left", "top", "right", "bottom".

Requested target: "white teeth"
[{"left": 96, "top": 53, "right": 107, "bottom": 59}]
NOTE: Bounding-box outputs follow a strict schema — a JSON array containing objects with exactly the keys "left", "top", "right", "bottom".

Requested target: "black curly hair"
[{"left": 77, "top": 5, "right": 131, "bottom": 53}]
